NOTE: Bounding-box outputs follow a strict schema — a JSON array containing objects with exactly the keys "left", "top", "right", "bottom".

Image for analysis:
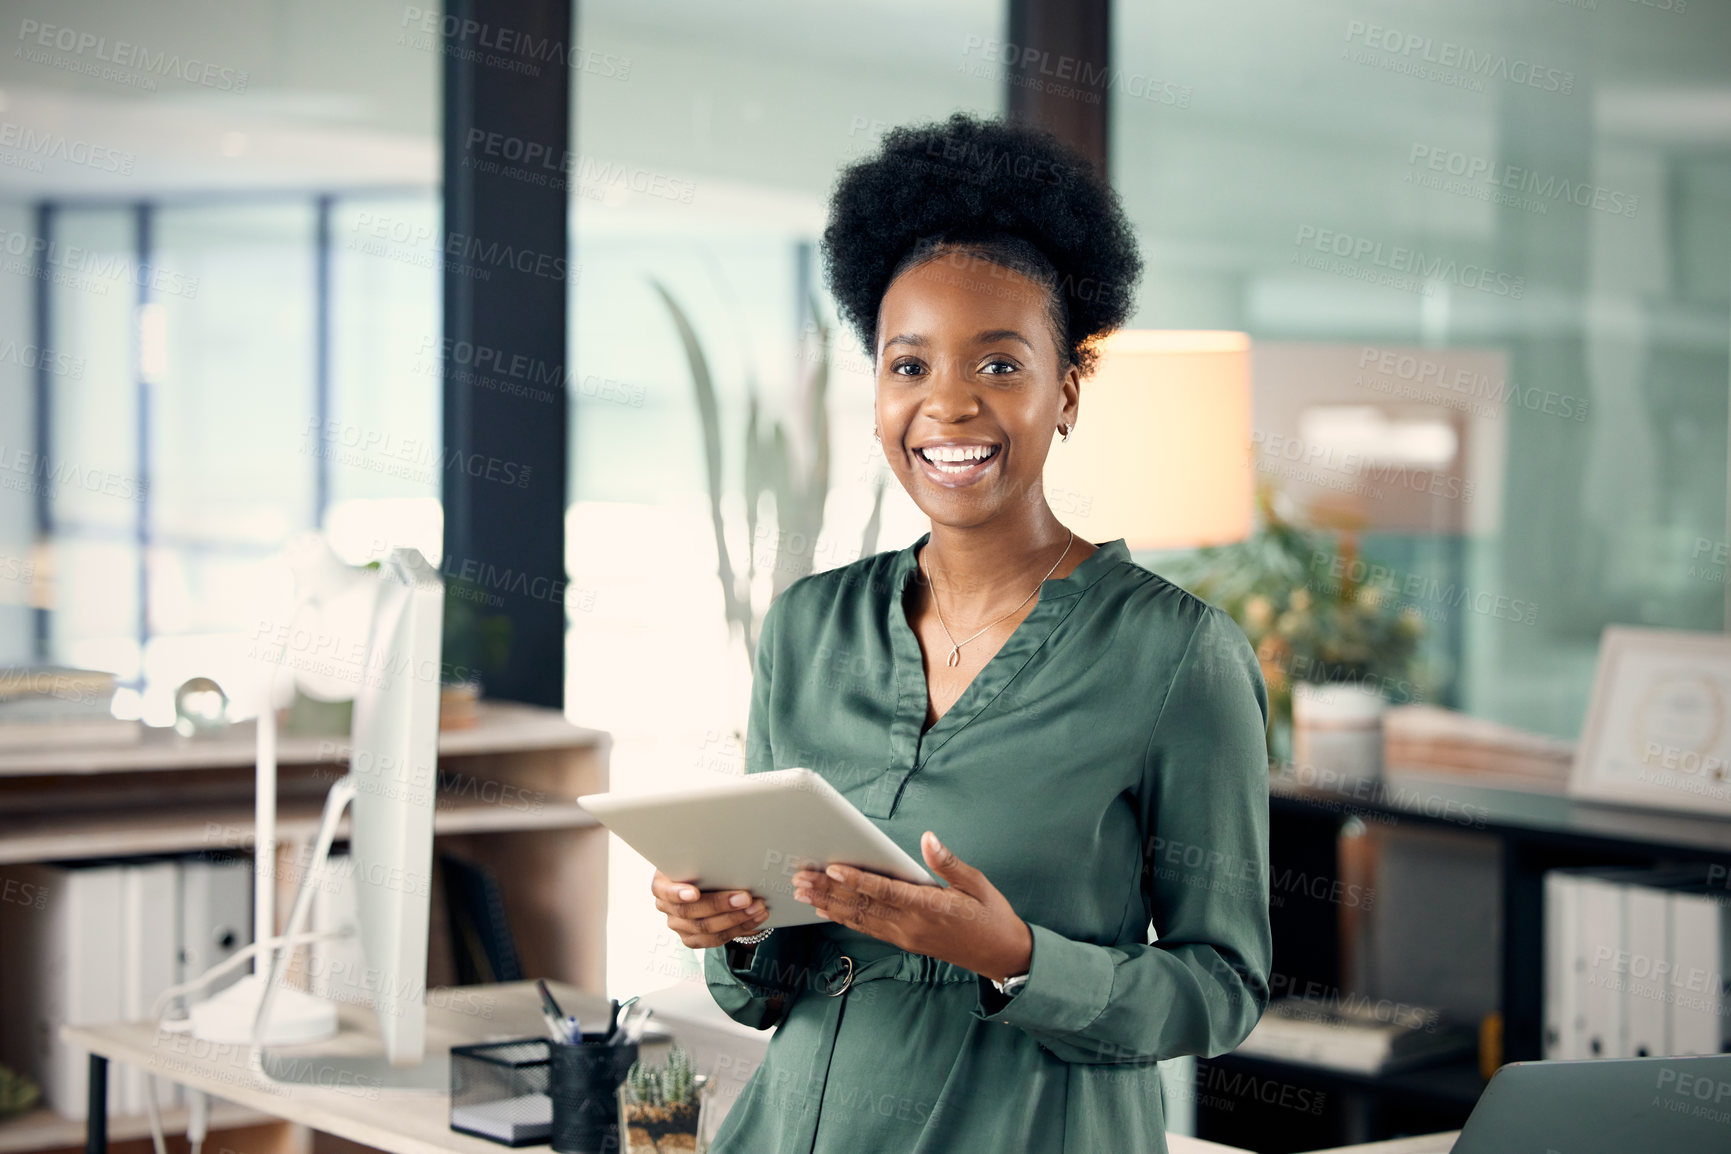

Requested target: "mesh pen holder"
[
  {"left": 549, "top": 1037, "right": 639, "bottom": 1154},
  {"left": 449, "top": 1038, "right": 552, "bottom": 1147}
]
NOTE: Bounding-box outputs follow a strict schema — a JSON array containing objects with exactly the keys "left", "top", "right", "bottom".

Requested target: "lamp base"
[{"left": 188, "top": 974, "right": 340, "bottom": 1046}]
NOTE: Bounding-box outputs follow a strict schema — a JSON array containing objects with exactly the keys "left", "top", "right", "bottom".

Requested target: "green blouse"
[{"left": 703, "top": 533, "right": 1272, "bottom": 1153}]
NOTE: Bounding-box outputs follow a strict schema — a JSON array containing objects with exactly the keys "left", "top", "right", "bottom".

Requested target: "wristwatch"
[{"left": 990, "top": 970, "right": 1030, "bottom": 997}]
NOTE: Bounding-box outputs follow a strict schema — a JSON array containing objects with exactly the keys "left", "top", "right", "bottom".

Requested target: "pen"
[
  {"left": 537, "top": 979, "right": 568, "bottom": 1021},
  {"left": 608, "top": 995, "right": 640, "bottom": 1042},
  {"left": 622, "top": 1004, "right": 652, "bottom": 1044}
]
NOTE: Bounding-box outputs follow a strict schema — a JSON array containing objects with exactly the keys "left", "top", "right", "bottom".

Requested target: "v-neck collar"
[{"left": 854, "top": 534, "right": 1130, "bottom": 819}]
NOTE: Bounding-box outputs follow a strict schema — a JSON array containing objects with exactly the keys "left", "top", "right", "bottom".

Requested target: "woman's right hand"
[{"left": 650, "top": 869, "right": 769, "bottom": 949}]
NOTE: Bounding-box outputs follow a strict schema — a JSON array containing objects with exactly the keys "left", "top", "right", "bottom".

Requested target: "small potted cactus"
[{"left": 617, "top": 1044, "right": 712, "bottom": 1153}]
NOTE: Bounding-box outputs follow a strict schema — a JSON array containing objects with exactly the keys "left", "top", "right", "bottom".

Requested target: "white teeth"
[{"left": 920, "top": 445, "right": 995, "bottom": 463}]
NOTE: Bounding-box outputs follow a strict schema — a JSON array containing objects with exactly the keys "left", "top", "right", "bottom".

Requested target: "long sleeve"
[
  {"left": 971, "top": 603, "right": 1273, "bottom": 1064},
  {"left": 703, "top": 596, "right": 817, "bottom": 1030}
]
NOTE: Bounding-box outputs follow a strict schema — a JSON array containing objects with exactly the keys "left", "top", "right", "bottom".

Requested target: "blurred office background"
[{"left": 0, "top": 0, "right": 1726, "bottom": 1146}]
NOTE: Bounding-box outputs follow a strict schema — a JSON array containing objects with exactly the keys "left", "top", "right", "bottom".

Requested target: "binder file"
[{"left": 120, "top": 859, "right": 181, "bottom": 1114}]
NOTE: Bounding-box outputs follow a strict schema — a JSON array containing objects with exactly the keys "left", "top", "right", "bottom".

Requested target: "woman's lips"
[{"left": 912, "top": 444, "right": 1001, "bottom": 488}]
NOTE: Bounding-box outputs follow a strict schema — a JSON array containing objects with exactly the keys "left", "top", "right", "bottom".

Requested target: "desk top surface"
[
  {"left": 65, "top": 981, "right": 610, "bottom": 1154},
  {"left": 1295, "top": 1134, "right": 1458, "bottom": 1154},
  {"left": 62, "top": 979, "right": 1387, "bottom": 1154}
]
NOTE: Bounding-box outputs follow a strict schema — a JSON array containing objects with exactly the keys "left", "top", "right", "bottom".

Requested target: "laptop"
[{"left": 1451, "top": 1053, "right": 1731, "bottom": 1153}]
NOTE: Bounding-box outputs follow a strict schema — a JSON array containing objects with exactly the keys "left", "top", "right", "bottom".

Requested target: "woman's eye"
[
  {"left": 980, "top": 359, "right": 1018, "bottom": 375},
  {"left": 890, "top": 360, "right": 925, "bottom": 377}
]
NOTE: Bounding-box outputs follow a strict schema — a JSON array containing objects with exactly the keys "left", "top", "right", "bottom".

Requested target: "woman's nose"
[{"left": 922, "top": 362, "right": 980, "bottom": 422}]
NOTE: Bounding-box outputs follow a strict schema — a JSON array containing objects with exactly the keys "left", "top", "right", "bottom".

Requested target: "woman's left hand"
[{"left": 793, "top": 830, "right": 1033, "bottom": 983}]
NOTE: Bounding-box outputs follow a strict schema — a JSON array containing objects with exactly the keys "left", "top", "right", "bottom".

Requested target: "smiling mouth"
[
  {"left": 913, "top": 442, "right": 1010, "bottom": 487},
  {"left": 913, "top": 444, "right": 1002, "bottom": 481}
]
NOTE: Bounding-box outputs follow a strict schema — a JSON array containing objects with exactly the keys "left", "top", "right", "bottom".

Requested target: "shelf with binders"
[
  {"left": 1192, "top": 764, "right": 1731, "bottom": 1154},
  {"left": 0, "top": 703, "right": 614, "bottom": 1154}
]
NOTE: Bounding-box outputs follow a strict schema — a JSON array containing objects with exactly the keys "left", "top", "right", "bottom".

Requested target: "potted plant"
[
  {"left": 1164, "top": 483, "right": 1429, "bottom": 768},
  {"left": 618, "top": 1044, "right": 713, "bottom": 1153}
]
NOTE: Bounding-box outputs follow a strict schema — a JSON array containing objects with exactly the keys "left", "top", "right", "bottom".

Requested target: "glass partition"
[
  {"left": 1112, "top": 1, "right": 1731, "bottom": 740},
  {"left": 0, "top": 0, "right": 439, "bottom": 722},
  {"left": 567, "top": 0, "right": 1008, "bottom": 992}
]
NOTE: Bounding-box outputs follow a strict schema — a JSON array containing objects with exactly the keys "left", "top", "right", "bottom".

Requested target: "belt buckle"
[{"left": 825, "top": 954, "right": 855, "bottom": 997}]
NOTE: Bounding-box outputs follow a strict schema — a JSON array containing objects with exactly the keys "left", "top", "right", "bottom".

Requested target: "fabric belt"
[
  {"left": 807, "top": 933, "right": 978, "bottom": 995},
  {"left": 784, "top": 936, "right": 978, "bottom": 1154}
]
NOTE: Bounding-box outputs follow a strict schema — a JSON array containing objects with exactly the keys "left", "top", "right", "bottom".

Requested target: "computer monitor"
[
  {"left": 251, "top": 546, "right": 447, "bottom": 1090},
  {"left": 1452, "top": 1052, "right": 1731, "bottom": 1153},
  {"left": 346, "top": 547, "right": 443, "bottom": 1065}
]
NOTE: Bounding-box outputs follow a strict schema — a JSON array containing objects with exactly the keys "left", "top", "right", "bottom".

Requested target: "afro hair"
[{"left": 821, "top": 112, "right": 1143, "bottom": 377}]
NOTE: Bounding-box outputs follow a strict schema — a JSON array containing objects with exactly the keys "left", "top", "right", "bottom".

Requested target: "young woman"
[{"left": 650, "top": 113, "right": 1271, "bottom": 1153}]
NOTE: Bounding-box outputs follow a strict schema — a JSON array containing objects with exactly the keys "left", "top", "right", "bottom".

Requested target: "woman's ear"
[{"left": 1060, "top": 362, "right": 1082, "bottom": 430}]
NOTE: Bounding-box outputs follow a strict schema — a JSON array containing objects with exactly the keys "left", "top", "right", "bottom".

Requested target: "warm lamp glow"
[{"left": 1041, "top": 330, "right": 1253, "bottom": 551}]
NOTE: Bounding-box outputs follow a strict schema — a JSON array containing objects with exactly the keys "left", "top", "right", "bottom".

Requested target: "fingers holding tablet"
[{"left": 650, "top": 869, "right": 769, "bottom": 948}]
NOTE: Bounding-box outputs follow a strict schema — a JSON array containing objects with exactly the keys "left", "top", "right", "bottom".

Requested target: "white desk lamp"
[{"left": 188, "top": 533, "right": 377, "bottom": 1045}]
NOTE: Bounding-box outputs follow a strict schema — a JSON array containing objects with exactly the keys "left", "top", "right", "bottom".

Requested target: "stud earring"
[{"left": 872, "top": 427, "right": 881, "bottom": 441}]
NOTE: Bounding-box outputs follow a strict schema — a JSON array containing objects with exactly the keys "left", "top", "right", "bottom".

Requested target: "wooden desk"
[
  {"left": 1297, "top": 1135, "right": 1458, "bottom": 1154},
  {"left": 64, "top": 975, "right": 1327, "bottom": 1154},
  {"left": 64, "top": 982, "right": 610, "bottom": 1154}
]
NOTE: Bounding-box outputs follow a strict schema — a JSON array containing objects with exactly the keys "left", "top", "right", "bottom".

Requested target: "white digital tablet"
[{"left": 577, "top": 768, "right": 937, "bottom": 929}]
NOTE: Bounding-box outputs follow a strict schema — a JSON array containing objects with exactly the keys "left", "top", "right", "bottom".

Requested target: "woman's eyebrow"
[
  {"left": 974, "top": 329, "right": 1033, "bottom": 350},
  {"left": 881, "top": 330, "right": 1032, "bottom": 350}
]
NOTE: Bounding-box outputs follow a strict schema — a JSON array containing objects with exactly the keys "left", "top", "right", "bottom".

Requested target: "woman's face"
[{"left": 874, "top": 254, "right": 1080, "bottom": 531}]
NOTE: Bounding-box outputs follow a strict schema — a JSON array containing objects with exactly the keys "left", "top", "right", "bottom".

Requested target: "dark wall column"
[
  {"left": 441, "top": 0, "right": 573, "bottom": 707},
  {"left": 1006, "top": 0, "right": 1110, "bottom": 172}
]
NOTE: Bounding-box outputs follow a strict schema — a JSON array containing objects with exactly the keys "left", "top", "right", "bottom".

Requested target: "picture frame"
[{"left": 1568, "top": 625, "right": 1731, "bottom": 817}]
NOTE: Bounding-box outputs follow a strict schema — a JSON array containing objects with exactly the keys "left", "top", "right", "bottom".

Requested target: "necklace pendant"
[{"left": 946, "top": 646, "right": 961, "bottom": 668}]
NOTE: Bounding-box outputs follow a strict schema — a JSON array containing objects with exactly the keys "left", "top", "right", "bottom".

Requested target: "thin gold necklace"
[{"left": 921, "top": 529, "right": 1074, "bottom": 668}]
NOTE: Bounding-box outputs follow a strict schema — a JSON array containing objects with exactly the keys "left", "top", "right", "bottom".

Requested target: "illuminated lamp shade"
[{"left": 1041, "top": 330, "right": 1253, "bottom": 551}]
